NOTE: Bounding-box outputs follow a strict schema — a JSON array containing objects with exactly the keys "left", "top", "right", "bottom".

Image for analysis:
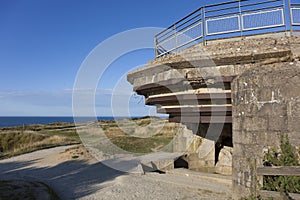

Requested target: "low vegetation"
[
  {"left": 100, "top": 117, "right": 177, "bottom": 153},
  {"left": 0, "top": 123, "right": 81, "bottom": 159},
  {"left": 108, "top": 134, "right": 173, "bottom": 153},
  {"left": 0, "top": 180, "right": 60, "bottom": 200},
  {"left": 263, "top": 135, "right": 300, "bottom": 193},
  {"left": 0, "top": 117, "right": 178, "bottom": 158}
]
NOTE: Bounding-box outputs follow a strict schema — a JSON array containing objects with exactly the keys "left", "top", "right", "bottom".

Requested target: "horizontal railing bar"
[
  {"left": 172, "top": 8, "right": 202, "bottom": 26},
  {"left": 242, "top": 24, "right": 285, "bottom": 32},
  {"left": 157, "top": 32, "right": 174, "bottom": 42},
  {"left": 174, "top": 35, "right": 203, "bottom": 49},
  {"left": 177, "top": 13, "right": 201, "bottom": 26},
  {"left": 156, "top": 0, "right": 283, "bottom": 37},
  {"left": 206, "top": 5, "right": 283, "bottom": 19},
  {"left": 240, "top": 0, "right": 282, "bottom": 8},
  {"left": 242, "top": 7, "right": 284, "bottom": 17},
  {"left": 205, "top": 0, "right": 281, "bottom": 9},
  {"left": 156, "top": 45, "right": 169, "bottom": 53},
  {"left": 156, "top": 27, "right": 174, "bottom": 39},
  {"left": 158, "top": 46, "right": 178, "bottom": 56},
  {"left": 155, "top": 7, "right": 203, "bottom": 37},
  {"left": 205, "top": 11, "right": 240, "bottom": 19},
  {"left": 162, "top": 0, "right": 243, "bottom": 35},
  {"left": 177, "top": 20, "right": 202, "bottom": 33},
  {"left": 158, "top": 37, "right": 175, "bottom": 48},
  {"left": 156, "top": 31, "right": 174, "bottom": 41},
  {"left": 204, "top": 0, "right": 277, "bottom": 9},
  {"left": 257, "top": 166, "right": 300, "bottom": 176},
  {"left": 158, "top": 21, "right": 202, "bottom": 44},
  {"left": 242, "top": 25, "right": 285, "bottom": 32},
  {"left": 203, "top": 0, "right": 279, "bottom": 10},
  {"left": 260, "top": 190, "right": 300, "bottom": 200},
  {"left": 157, "top": 34, "right": 174, "bottom": 44},
  {"left": 156, "top": 13, "right": 201, "bottom": 41},
  {"left": 241, "top": 5, "right": 283, "bottom": 14},
  {"left": 158, "top": 35, "right": 203, "bottom": 57},
  {"left": 156, "top": 36, "right": 173, "bottom": 44},
  {"left": 155, "top": 0, "right": 294, "bottom": 58},
  {"left": 205, "top": 5, "right": 240, "bottom": 14},
  {"left": 204, "top": 0, "right": 241, "bottom": 8}
]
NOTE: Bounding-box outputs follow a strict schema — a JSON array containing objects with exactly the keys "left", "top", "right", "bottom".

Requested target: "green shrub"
[{"left": 263, "top": 135, "right": 300, "bottom": 193}]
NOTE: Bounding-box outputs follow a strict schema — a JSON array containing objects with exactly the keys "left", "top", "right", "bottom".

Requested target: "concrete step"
[
  {"left": 157, "top": 104, "right": 232, "bottom": 114},
  {"left": 146, "top": 91, "right": 231, "bottom": 105},
  {"left": 148, "top": 89, "right": 231, "bottom": 98},
  {"left": 169, "top": 115, "right": 232, "bottom": 123}
]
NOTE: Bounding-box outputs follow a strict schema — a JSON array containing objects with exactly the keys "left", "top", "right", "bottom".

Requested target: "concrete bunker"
[
  {"left": 127, "top": 0, "right": 300, "bottom": 198},
  {"left": 127, "top": 35, "right": 300, "bottom": 198}
]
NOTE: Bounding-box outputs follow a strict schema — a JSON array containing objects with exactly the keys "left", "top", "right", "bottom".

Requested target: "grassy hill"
[{"left": 0, "top": 117, "right": 179, "bottom": 159}]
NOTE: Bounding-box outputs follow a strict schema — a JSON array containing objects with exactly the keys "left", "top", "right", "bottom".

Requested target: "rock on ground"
[{"left": 215, "top": 146, "right": 233, "bottom": 175}]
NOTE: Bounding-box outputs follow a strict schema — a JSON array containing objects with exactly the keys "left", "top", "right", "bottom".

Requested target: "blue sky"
[{"left": 0, "top": 0, "right": 221, "bottom": 116}]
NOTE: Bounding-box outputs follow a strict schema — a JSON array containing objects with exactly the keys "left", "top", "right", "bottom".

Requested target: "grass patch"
[
  {"left": 109, "top": 135, "right": 174, "bottom": 153},
  {"left": 102, "top": 117, "right": 177, "bottom": 153},
  {"left": 0, "top": 116, "right": 177, "bottom": 158},
  {"left": 0, "top": 128, "right": 80, "bottom": 159}
]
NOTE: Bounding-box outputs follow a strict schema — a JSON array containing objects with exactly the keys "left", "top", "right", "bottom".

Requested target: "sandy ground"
[{"left": 0, "top": 145, "right": 232, "bottom": 200}]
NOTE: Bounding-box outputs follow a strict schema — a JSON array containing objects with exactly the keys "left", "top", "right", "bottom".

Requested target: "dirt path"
[{"left": 0, "top": 146, "right": 232, "bottom": 199}]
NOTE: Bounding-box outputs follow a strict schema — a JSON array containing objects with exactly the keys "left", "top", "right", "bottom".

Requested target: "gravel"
[{"left": 0, "top": 145, "right": 232, "bottom": 200}]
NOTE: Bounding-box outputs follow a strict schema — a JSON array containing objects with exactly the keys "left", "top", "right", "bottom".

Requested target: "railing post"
[
  {"left": 288, "top": 0, "right": 293, "bottom": 35},
  {"left": 202, "top": 7, "right": 206, "bottom": 46},
  {"left": 154, "top": 0, "right": 294, "bottom": 58},
  {"left": 283, "top": 0, "right": 293, "bottom": 35},
  {"left": 174, "top": 24, "right": 178, "bottom": 52},
  {"left": 239, "top": 0, "right": 243, "bottom": 37},
  {"left": 155, "top": 37, "right": 158, "bottom": 58}
]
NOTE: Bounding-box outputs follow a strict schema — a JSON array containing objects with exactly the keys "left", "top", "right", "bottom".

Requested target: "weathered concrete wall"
[
  {"left": 128, "top": 37, "right": 294, "bottom": 89},
  {"left": 232, "top": 59, "right": 300, "bottom": 198}
]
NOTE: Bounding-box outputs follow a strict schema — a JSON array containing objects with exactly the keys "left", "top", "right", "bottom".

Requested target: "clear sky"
[{"left": 0, "top": 0, "right": 221, "bottom": 116}]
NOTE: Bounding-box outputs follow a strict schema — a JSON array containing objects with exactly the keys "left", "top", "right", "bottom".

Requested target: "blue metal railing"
[{"left": 155, "top": 0, "right": 300, "bottom": 58}]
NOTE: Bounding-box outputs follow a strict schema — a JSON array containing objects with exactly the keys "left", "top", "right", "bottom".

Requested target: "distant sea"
[{"left": 0, "top": 116, "right": 132, "bottom": 128}]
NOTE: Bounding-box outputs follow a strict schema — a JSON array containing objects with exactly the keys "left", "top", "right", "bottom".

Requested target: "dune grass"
[
  {"left": 0, "top": 117, "right": 178, "bottom": 158},
  {"left": 102, "top": 117, "right": 177, "bottom": 153},
  {"left": 0, "top": 124, "right": 80, "bottom": 159}
]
